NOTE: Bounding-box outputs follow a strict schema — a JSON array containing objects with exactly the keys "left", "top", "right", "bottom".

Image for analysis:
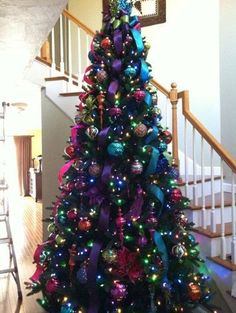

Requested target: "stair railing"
[{"left": 38, "top": 9, "right": 236, "bottom": 267}]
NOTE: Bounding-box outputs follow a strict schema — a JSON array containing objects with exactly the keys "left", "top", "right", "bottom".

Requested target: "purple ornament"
[
  {"left": 134, "top": 90, "right": 146, "bottom": 102},
  {"left": 137, "top": 236, "right": 148, "bottom": 247},
  {"left": 109, "top": 107, "right": 122, "bottom": 117},
  {"left": 111, "top": 282, "right": 127, "bottom": 302}
]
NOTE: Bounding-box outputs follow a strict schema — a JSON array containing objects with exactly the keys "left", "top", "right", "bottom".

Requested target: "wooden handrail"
[
  {"left": 150, "top": 79, "right": 169, "bottom": 97},
  {"left": 178, "top": 90, "right": 236, "bottom": 173},
  {"left": 63, "top": 9, "right": 95, "bottom": 37}
]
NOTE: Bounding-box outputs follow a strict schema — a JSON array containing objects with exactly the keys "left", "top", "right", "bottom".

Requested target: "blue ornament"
[
  {"left": 60, "top": 304, "right": 74, "bottom": 313},
  {"left": 159, "top": 142, "right": 167, "bottom": 152},
  {"left": 169, "top": 167, "right": 179, "bottom": 179},
  {"left": 107, "top": 141, "right": 124, "bottom": 157},
  {"left": 124, "top": 66, "right": 137, "bottom": 78}
]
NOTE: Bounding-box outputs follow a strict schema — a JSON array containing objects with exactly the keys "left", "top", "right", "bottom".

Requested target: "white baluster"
[
  {"left": 184, "top": 117, "right": 189, "bottom": 198},
  {"left": 201, "top": 137, "right": 206, "bottom": 229},
  {"left": 59, "top": 15, "right": 65, "bottom": 74},
  {"left": 231, "top": 172, "right": 236, "bottom": 264},
  {"left": 77, "top": 27, "right": 82, "bottom": 89},
  {"left": 51, "top": 28, "right": 56, "bottom": 75},
  {"left": 68, "top": 20, "right": 72, "bottom": 82},
  {"left": 192, "top": 127, "right": 198, "bottom": 206},
  {"left": 210, "top": 147, "right": 216, "bottom": 233},
  {"left": 220, "top": 159, "right": 226, "bottom": 259},
  {"left": 86, "top": 34, "right": 91, "bottom": 67}
]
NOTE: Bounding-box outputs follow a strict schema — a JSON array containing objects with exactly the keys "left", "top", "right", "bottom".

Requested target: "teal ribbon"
[
  {"left": 129, "top": 16, "right": 139, "bottom": 28},
  {"left": 154, "top": 231, "right": 168, "bottom": 274},
  {"left": 148, "top": 184, "right": 164, "bottom": 206},
  {"left": 140, "top": 59, "right": 150, "bottom": 82},
  {"left": 145, "top": 146, "right": 159, "bottom": 176},
  {"left": 131, "top": 28, "right": 144, "bottom": 54},
  {"left": 144, "top": 91, "right": 152, "bottom": 107},
  {"left": 145, "top": 126, "right": 159, "bottom": 145}
]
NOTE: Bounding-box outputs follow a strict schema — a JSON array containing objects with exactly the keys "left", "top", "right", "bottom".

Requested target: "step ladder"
[{"left": 0, "top": 101, "right": 22, "bottom": 299}]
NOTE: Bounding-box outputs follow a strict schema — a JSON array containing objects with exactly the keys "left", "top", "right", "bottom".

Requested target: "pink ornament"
[
  {"left": 109, "top": 107, "right": 122, "bottom": 117},
  {"left": 111, "top": 281, "right": 127, "bottom": 302},
  {"left": 45, "top": 277, "right": 60, "bottom": 294},
  {"left": 171, "top": 189, "right": 182, "bottom": 203},
  {"left": 116, "top": 216, "right": 126, "bottom": 228},
  {"left": 134, "top": 90, "right": 146, "bottom": 102},
  {"left": 97, "top": 70, "right": 108, "bottom": 82},
  {"left": 159, "top": 130, "right": 173, "bottom": 144},
  {"left": 137, "top": 236, "right": 148, "bottom": 247},
  {"left": 134, "top": 123, "right": 148, "bottom": 137},
  {"left": 101, "top": 37, "right": 112, "bottom": 49},
  {"left": 88, "top": 163, "right": 102, "bottom": 177},
  {"left": 131, "top": 160, "right": 143, "bottom": 175},
  {"left": 67, "top": 208, "right": 78, "bottom": 220}
]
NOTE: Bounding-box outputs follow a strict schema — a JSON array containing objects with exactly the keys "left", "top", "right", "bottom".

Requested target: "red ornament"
[
  {"left": 78, "top": 219, "right": 92, "bottom": 231},
  {"left": 67, "top": 208, "right": 78, "bottom": 220},
  {"left": 171, "top": 189, "right": 182, "bottom": 203},
  {"left": 134, "top": 90, "right": 146, "bottom": 102},
  {"left": 159, "top": 130, "right": 173, "bottom": 144},
  {"left": 64, "top": 145, "right": 75, "bottom": 158},
  {"left": 134, "top": 123, "right": 148, "bottom": 137},
  {"left": 101, "top": 37, "right": 112, "bottom": 49},
  {"left": 188, "top": 283, "right": 202, "bottom": 301},
  {"left": 45, "top": 277, "right": 60, "bottom": 294}
]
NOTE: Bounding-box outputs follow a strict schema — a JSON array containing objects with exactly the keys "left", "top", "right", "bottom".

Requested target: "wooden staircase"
[{"left": 35, "top": 8, "right": 236, "bottom": 306}]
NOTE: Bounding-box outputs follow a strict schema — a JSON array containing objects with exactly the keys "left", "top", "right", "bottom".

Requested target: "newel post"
[
  {"left": 169, "top": 82, "right": 179, "bottom": 168},
  {"left": 40, "top": 39, "right": 51, "bottom": 63}
]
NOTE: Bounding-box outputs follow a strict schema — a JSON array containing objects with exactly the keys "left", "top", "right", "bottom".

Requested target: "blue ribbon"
[
  {"left": 131, "top": 28, "right": 144, "bottom": 54},
  {"left": 145, "top": 126, "right": 159, "bottom": 145},
  {"left": 129, "top": 16, "right": 139, "bottom": 28},
  {"left": 145, "top": 146, "right": 159, "bottom": 176},
  {"left": 145, "top": 91, "right": 152, "bottom": 107},
  {"left": 140, "top": 59, "right": 150, "bottom": 82},
  {"left": 148, "top": 184, "right": 164, "bottom": 206},
  {"left": 154, "top": 231, "right": 168, "bottom": 274}
]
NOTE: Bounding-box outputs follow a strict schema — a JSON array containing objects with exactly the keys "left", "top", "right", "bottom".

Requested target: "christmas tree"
[{"left": 28, "top": 1, "right": 214, "bottom": 312}]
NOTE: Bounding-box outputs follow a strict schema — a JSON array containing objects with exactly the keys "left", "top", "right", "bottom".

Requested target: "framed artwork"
[{"left": 102, "top": 0, "right": 166, "bottom": 27}]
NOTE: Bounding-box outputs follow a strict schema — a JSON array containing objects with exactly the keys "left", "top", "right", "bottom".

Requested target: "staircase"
[{"left": 33, "top": 8, "right": 236, "bottom": 313}]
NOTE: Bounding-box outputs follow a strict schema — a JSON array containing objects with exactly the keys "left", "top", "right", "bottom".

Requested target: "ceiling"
[{"left": 0, "top": 0, "right": 68, "bottom": 97}]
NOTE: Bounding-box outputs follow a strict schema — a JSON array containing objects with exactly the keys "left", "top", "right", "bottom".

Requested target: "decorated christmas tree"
[{"left": 28, "top": 1, "right": 214, "bottom": 312}]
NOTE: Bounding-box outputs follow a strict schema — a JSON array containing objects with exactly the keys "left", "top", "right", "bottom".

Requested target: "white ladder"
[{"left": 0, "top": 102, "right": 22, "bottom": 299}]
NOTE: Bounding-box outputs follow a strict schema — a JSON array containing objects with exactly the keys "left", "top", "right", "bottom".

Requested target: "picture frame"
[{"left": 102, "top": 0, "right": 166, "bottom": 27}]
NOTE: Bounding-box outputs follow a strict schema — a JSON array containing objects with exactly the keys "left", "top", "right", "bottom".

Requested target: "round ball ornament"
[
  {"left": 188, "top": 283, "right": 202, "bottom": 301},
  {"left": 137, "top": 236, "right": 148, "bottom": 247},
  {"left": 45, "top": 277, "right": 60, "bottom": 294},
  {"left": 172, "top": 243, "right": 187, "bottom": 259},
  {"left": 134, "top": 123, "right": 148, "bottom": 137},
  {"left": 109, "top": 107, "right": 122, "bottom": 117},
  {"left": 171, "top": 189, "right": 182, "bottom": 203},
  {"left": 77, "top": 266, "right": 88, "bottom": 284},
  {"left": 78, "top": 219, "right": 92, "bottom": 231},
  {"left": 107, "top": 141, "right": 124, "bottom": 157},
  {"left": 88, "top": 163, "right": 102, "bottom": 177},
  {"left": 102, "top": 249, "right": 118, "bottom": 264},
  {"left": 134, "top": 90, "right": 146, "bottom": 102},
  {"left": 85, "top": 125, "right": 99, "bottom": 140},
  {"left": 111, "top": 281, "right": 128, "bottom": 302},
  {"left": 60, "top": 304, "right": 75, "bottom": 313},
  {"left": 55, "top": 234, "right": 66, "bottom": 246},
  {"left": 159, "top": 141, "right": 167, "bottom": 152},
  {"left": 67, "top": 208, "right": 78, "bottom": 220},
  {"left": 47, "top": 223, "right": 56, "bottom": 233},
  {"left": 64, "top": 145, "right": 75, "bottom": 158},
  {"left": 97, "top": 70, "right": 108, "bottom": 82},
  {"left": 160, "top": 130, "right": 173, "bottom": 144},
  {"left": 101, "top": 37, "right": 112, "bottom": 50},
  {"left": 131, "top": 160, "right": 143, "bottom": 175},
  {"left": 124, "top": 66, "right": 137, "bottom": 78}
]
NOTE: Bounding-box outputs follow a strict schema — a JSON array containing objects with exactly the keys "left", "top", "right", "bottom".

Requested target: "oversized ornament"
[
  {"left": 78, "top": 218, "right": 92, "bottom": 231},
  {"left": 88, "top": 162, "right": 102, "bottom": 177},
  {"left": 134, "top": 89, "right": 146, "bottom": 102},
  {"left": 159, "top": 130, "right": 173, "bottom": 144},
  {"left": 45, "top": 277, "right": 60, "bottom": 294},
  {"left": 110, "top": 281, "right": 128, "bottom": 302},
  {"left": 101, "top": 37, "right": 112, "bottom": 49},
  {"left": 64, "top": 145, "right": 75, "bottom": 158},
  {"left": 107, "top": 141, "right": 124, "bottom": 157},
  {"left": 188, "top": 283, "right": 202, "bottom": 301},
  {"left": 131, "top": 160, "right": 143, "bottom": 175},
  {"left": 97, "top": 70, "right": 108, "bottom": 82},
  {"left": 134, "top": 123, "right": 148, "bottom": 137},
  {"left": 109, "top": 107, "right": 122, "bottom": 117},
  {"left": 67, "top": 208, "right": 78, "bottom": 220},
  {"left": 171, "top": 189, "right": 182, "bottom": 203},
  {"left": 172, "top": 243, "right": 187, "bottom": 259},
  {"left": 124, "top": 66, "right": 137, "bottom": 78},
  {"left": 137, "top": 235, "right": 148, "bottom": 247},
  {"left": 102, "top": 249, "right": 118, "bottom": 264},
  {"left": 85, "top": 125, "right": 99, "bottom": 140},
  {"left": 77, "top": 266, "right": 88, "bottom": 284}
]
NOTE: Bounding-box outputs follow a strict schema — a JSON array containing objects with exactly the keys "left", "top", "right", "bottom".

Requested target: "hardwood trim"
[
  {"left": 179, "top": 90, "right": 236, "bottom": 173},
  {"left": 60, "top": 92, "right": 82, "bottom": 97},
  {"left": 193, "top": 222, "right": 232, "bottom": 238},
  {"left": 45, "top": 76, "right": 69, "bottom": 82},
  {"left": 209, "top": 256, "right": 236, "bottom": 271},
  {"left": 151, "top": 79, "right": 169, "bottom": 97},
  {"left": 63, "top": 9, "right": 95, "bottom": 37}
]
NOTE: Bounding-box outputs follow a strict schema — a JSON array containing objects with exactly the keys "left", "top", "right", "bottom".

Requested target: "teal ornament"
[
  {"left": 159, "top": 141, "right": 167, "bottom": 152},
  {"left": 60, "top": 304, "right": 74, "bottom": 313},
  {"left": 107, "top": 141, "right": 124, "bottom": 157},
  {"left": 124, "top": 66, "right": 137, "bottom": 78}
]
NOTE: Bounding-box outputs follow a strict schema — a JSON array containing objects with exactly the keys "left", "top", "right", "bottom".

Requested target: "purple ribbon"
[
  {"left": 125, "top": 185, "right": 144, "bottom": 221},
  {"left": 108, "top": 79, "right": 119, "bottom": 101},
  {"left": 85, "top": 186, "right": 105, "bottom": 206},
  {"left": 114, "top": 29, "right": 123, "bottom": 55},
  {"left": 101, "top": 162, "right": 113, "bottom": 184},
  {"left": 98, "top": 127, "right": 110, "bottom": 146},
  {"left": 112, "top": 59, "right": 122, "bottom": 75}
]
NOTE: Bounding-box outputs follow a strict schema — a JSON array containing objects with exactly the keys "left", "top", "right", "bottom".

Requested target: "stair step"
[
  {"left": 209, "top": 256, "right": 236, "bottom": 271},
  {"left": 178, "top": 175, "right": 221, "bottom": 187},
  {"left": 193, "top": 222, "right": 232, "bottom": 238},
  {"left": 190, "top": 192, "right": 235, "bottom": 210},
  {"left": 60, "top": 92, "right": 83, "bottom": 97},
  {"left": 45, "top": 76, "right": 78, "bottom": 86}
]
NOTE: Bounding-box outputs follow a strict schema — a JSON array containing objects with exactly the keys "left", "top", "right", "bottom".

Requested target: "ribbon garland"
[
  {"left": 125, "top": 185, "right": 144, "bottom": 221},
  {"left": 148, "top": 184, "right": 164, "bottom": 207},
  {"left": 145, "top": 146, "right": 160, "bottom": 176},
  {"left": 108, "top": 79, "right": 119, "bottom": 100},
  {"left": 58, "top": 159, "right": 76, "bottom": 185},
  {"left": 130, "top": 28, "right": 144, "bottom": 54},
  {"left": 98, "top": 127, "right": 110, "bottom": 146},
  {"left": 114, "top": 29, "right": 123, "bottom": 55},
  {"left": 145, "top": 91, "right": 152, "bottom": 107},
  {"left": 145, "top": 126, "right": 159, "bottom": 145},
  {"left": 140, "top": 59, "right": 150, "bottom": 82}
]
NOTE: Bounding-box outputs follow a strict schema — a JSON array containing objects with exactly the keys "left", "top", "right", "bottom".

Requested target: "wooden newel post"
[
  {"left": 40, "top": 39, "right": 51, "bottom": 63},
  {"left": 169, "top": 82, "right": 179, "bottom": 168}
]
